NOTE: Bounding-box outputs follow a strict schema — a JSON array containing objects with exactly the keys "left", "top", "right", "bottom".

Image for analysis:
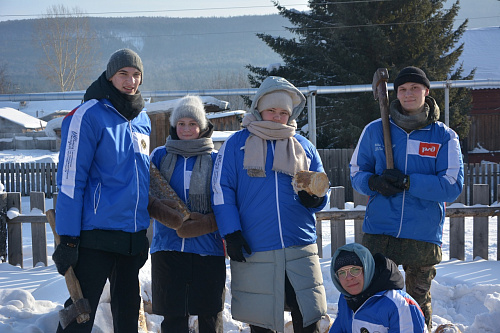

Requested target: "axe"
[
  {"left": 372, "top": 68, "right": 394, "bottom": 169},
  {"left": 46, "top": 209, "right": 91, "bottom": 329}
]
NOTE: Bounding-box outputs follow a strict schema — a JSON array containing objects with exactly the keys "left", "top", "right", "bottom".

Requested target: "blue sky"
[{"left": 0, "top": 0, "right": 499, "bottom": 28}]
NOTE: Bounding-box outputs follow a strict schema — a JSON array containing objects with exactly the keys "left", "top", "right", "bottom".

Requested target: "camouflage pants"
[{"left": 362, "top": 233, "right": 441, "bottom": 331}]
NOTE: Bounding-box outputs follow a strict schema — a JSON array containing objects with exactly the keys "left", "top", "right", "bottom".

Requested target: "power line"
[
  {"left": 3, "top": 14, "right": 498, "bottom": 44},
  {"left": 0, "top": 1, "right": 394, "bottom": 18}
]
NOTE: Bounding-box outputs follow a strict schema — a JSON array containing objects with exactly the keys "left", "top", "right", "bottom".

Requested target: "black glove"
[
  {"left": 52, "top": 236, "right": 80, "bottom": 275},
  {"left": 298, "top": 190, "right": 324, "bottom": 208},
  {"left": 368, "top": 174, "right": 404, "bottom": 197},
  {"left": 225, "top": 230, "right": 252, "bottom": 262},
  {"left": 382, "top": 169, "right": 410, "bottom": 190}
]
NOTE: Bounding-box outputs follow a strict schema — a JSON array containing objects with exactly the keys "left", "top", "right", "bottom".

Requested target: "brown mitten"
[
  {"left": 176, "top": 212, "right": 218, "bottom": 238},
  {"left": 148, "top": 195, "right": 183, "bottom": 229}
]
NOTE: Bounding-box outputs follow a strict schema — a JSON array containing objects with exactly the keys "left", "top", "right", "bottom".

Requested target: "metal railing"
[{"left": 1, "top": 79, "right": 500, "bottom": 146}]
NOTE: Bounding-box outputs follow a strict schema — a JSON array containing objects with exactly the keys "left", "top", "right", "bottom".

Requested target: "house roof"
[
  {"left": 0, "top": 107, "right": 47, "bottom": 129},
  {"left": 458, "top": 27, "right": 500, "bottom": 88}
]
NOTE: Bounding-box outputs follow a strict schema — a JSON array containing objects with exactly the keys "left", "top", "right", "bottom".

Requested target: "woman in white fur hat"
[{"left": 149, "top": 95, "right": 225, "bottom": 333}]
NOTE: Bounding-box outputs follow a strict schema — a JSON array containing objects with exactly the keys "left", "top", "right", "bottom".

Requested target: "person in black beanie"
[
  {"left": 349, "top": 66, "right": 464, "bottom": 331},
  {"left": 53, "top": 48, "right": 179, "bottom": 333}
]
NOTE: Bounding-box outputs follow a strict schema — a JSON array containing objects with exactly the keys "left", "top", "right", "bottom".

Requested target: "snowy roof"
[
  {"left": 0, "top": 107, "right": 47, "bottom": 129},
  {"left": 0, "top": 100, "right": 80, "bottom": 118},
  {"left": 146, "top": 96, "right": 230, "bottom": 114},
  {"left": 458, "top": 27, "right": 500, "bottom": 85}
]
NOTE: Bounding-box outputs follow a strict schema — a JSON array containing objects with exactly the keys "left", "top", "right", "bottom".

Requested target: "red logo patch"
[{"left": 419, "top": 142, "right": 440, "bottom": 157}]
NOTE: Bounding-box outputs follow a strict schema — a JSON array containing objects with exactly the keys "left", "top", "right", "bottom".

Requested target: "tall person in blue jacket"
[
  {"left": 150, "top": 95, "right": 225, "bottom": 333},
  {"left": 349, "top": 66, "right": 464, "bottom": 331},
  {"left": 53, "top": 49, "right": 155, "bottom": 333},
  {"left": 212, "top": 76, "right": 329, "bottom": 333},
  {"left": 330, "top": 243, "right": 427, "bottom": 333}
]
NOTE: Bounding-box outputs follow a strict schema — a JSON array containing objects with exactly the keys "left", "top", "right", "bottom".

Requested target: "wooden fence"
[
  {"left": 3, "top": 154, "right": 498, "bottom": 205},
  {"left": 2, "top": 187, "right": 499, "bottom": 268},
  {"left": 0, "top": 163, "right": 58, "bottom": 198},
  {"left": 316, "top": 184, "right": 500, "bottom": 260}
]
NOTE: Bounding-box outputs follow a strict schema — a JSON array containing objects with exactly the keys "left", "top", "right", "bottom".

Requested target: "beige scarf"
[{"left": 242, "top": 114, "right": 309, "bottom": 177}]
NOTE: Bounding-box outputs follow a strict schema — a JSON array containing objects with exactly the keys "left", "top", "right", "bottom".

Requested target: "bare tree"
[
  {"left": 33, "top": 5, "right": 97, "bottom": 92},
  {"left": 207, "top": 70, "right": 251, "bottom": 111}
]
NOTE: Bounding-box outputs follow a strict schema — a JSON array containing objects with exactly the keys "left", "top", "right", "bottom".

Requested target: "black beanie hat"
[
  {"left": 106, "top": 49, "right": 144, "bottom": 84},
  {"left": 393, "top": 66, "right": 430, "bottom": 92},
  {"left": 334, "top": 250, "right": 363, "bottom": 273}
]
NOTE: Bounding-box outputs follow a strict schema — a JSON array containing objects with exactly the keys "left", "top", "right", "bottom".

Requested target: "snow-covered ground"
[{"left": 0, "top": 149, "right": 499, "bottom": 332}]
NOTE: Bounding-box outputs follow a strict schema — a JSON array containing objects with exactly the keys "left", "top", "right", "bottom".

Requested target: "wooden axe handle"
[
  {"left": 46, "top": 209, "right": 90, "bottom": 325},
  {"left": 373, "top": 68, "right": 394, "bottom": 169}
]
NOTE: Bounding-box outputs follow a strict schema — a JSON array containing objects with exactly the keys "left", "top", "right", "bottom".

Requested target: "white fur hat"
[
  {"left": 257, "top": 91, "right": 294, "bottom": 115},
  {"left": 170, "top": 95, "right": 208, "bottom": 130}
]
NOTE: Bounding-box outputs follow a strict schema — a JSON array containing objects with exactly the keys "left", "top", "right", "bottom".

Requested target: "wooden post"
[
  {"left": 352, "top": 190, "right": 368, "bottom": 244},
  {"left": 473, "top": 184, "right": 489, "bottom": 259},
  {"left": 7, "top": 192, "right": 23, "bottom": 267},
  {"left": 449, "top": 189, "right": 466, "bottom": 260},
  {"left": 0, "top": 192, "right": 7, "bottom": 262},
  {"left": 497, "top": 184, "right": 500, "bottom": 261},
  {"left": 30, "top": 192, "right": 47, "bottom": 267},
  {"left": 330, "top": 186, "right": 345, "bottom": 257},
  {"left": 316, "top": 216, "right": 323, "bottom": 259}
]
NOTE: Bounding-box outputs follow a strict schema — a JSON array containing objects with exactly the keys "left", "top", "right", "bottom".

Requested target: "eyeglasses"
[{"left": 336, "top": 266, "right": 363, "bottom": 280}]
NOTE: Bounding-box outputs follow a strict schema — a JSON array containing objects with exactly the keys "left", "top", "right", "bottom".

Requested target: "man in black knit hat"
[
  {"left": 53, "top": 48, "right": 181, "bottom": 332},
  {"left": 349, "top": 66, "right": 464, "bottom": 331}
]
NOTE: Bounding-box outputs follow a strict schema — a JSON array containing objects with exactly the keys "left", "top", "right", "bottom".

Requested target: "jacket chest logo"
[{"left": 419, "top": 142, "right": 440, "bottom": 157}]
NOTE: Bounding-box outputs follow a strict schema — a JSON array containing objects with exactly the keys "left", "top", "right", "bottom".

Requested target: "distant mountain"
[{"left": 0, "top": 15, "right": 292, "bottom": 93}]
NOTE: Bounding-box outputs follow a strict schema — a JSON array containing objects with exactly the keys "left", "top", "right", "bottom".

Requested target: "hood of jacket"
[{"left": 249, "top": 76, "right": 306, "bottom": 124}]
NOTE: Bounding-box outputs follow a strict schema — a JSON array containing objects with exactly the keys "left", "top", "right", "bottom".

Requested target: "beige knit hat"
[{"left": 257, "top": 91, "right": 294, "bottom": 115}]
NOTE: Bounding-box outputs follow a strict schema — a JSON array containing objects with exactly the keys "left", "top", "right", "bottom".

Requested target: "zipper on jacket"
[
  {"left": 93, "top": 182, "right": 101, "bottom": 214},
  {"left": 396, "top": 132, "right": 410, "bottom": 238},
  {"left": 271, "top": 142, "right": 285, "bottom": 248},
  {"left": 129, "top": 120, "right": 140, "bottom": 233},
  {"left": 181, "top": 157, "right": 188, "bottom": 252}
]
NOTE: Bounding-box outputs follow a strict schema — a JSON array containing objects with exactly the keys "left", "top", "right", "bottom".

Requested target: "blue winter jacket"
[
  {"left": 330, "top": 289, "right": 427, "bottom": 333},
  {"left": 56, "top": 99, "right": 151, "bottom": 236},
  {"left": 350, "top": 117, "right": 463, "bottom": 246},
  {"left": 330, "top": 243, "right": 427, "bottom": 333},
  {"left": 149, "top": 146, "right": 224, "bottom": 256},
  {"left": 211, "top": 129, "right": 328, "bottom": 253}
]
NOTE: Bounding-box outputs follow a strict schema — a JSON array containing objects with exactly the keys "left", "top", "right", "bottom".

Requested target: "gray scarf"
[
  {"left": 389, "top": 96, "right": 440, "bottom": 131},
  {"left": 160, "top": 137, "right": 214, "bottom": 213},
  {"left": 242, "top": 113, "right": 309, "bottom": 177}
]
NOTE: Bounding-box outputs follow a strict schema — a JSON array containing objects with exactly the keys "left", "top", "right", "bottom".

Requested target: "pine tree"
[{"left": 247, "top": 0, "right": 472, "bottom": 148}]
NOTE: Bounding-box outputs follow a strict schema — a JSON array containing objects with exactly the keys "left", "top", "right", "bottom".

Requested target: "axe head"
[
  {"left": 59, "top": 297, "right": 91, "bottom": 329},
  {"left": 372, "top": 68, "right": 389, "bottom": 100}
]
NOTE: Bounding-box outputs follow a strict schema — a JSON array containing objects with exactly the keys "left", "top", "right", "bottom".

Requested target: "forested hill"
[{"left": 0, "top": 15, "right": 292, "bottom": 93}]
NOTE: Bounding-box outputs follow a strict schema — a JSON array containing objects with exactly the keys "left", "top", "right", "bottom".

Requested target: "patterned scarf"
[{"left": 242, "top": 113, "right": 309, "bottom": 177}]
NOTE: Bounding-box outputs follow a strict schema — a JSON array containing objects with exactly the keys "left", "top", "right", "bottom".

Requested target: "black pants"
[
  {"left": 152, "top": 251, "right": 226, "bottom": 333},
  {"left": 161, "top": 311, "right": 223, "bottom": 333},
  {"left": 250, "top": 274, "right": 321, "bottom": 333},
  {"left": 56, "top": 246, "right": 148, "bottom": 333}
]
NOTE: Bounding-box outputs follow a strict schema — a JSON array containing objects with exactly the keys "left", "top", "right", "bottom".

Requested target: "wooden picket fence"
[
  {"left": 0, "top": 163, "right": 57, "bottom": 198},
  {"left": 316, "top": 184, "right": 500, "bottom": 260},
  {"left": 2, "top": 187, "right": 499, "bottom": 268},
  {"left": 1, "top": 155, "right": 499, "bottom": 204}
]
